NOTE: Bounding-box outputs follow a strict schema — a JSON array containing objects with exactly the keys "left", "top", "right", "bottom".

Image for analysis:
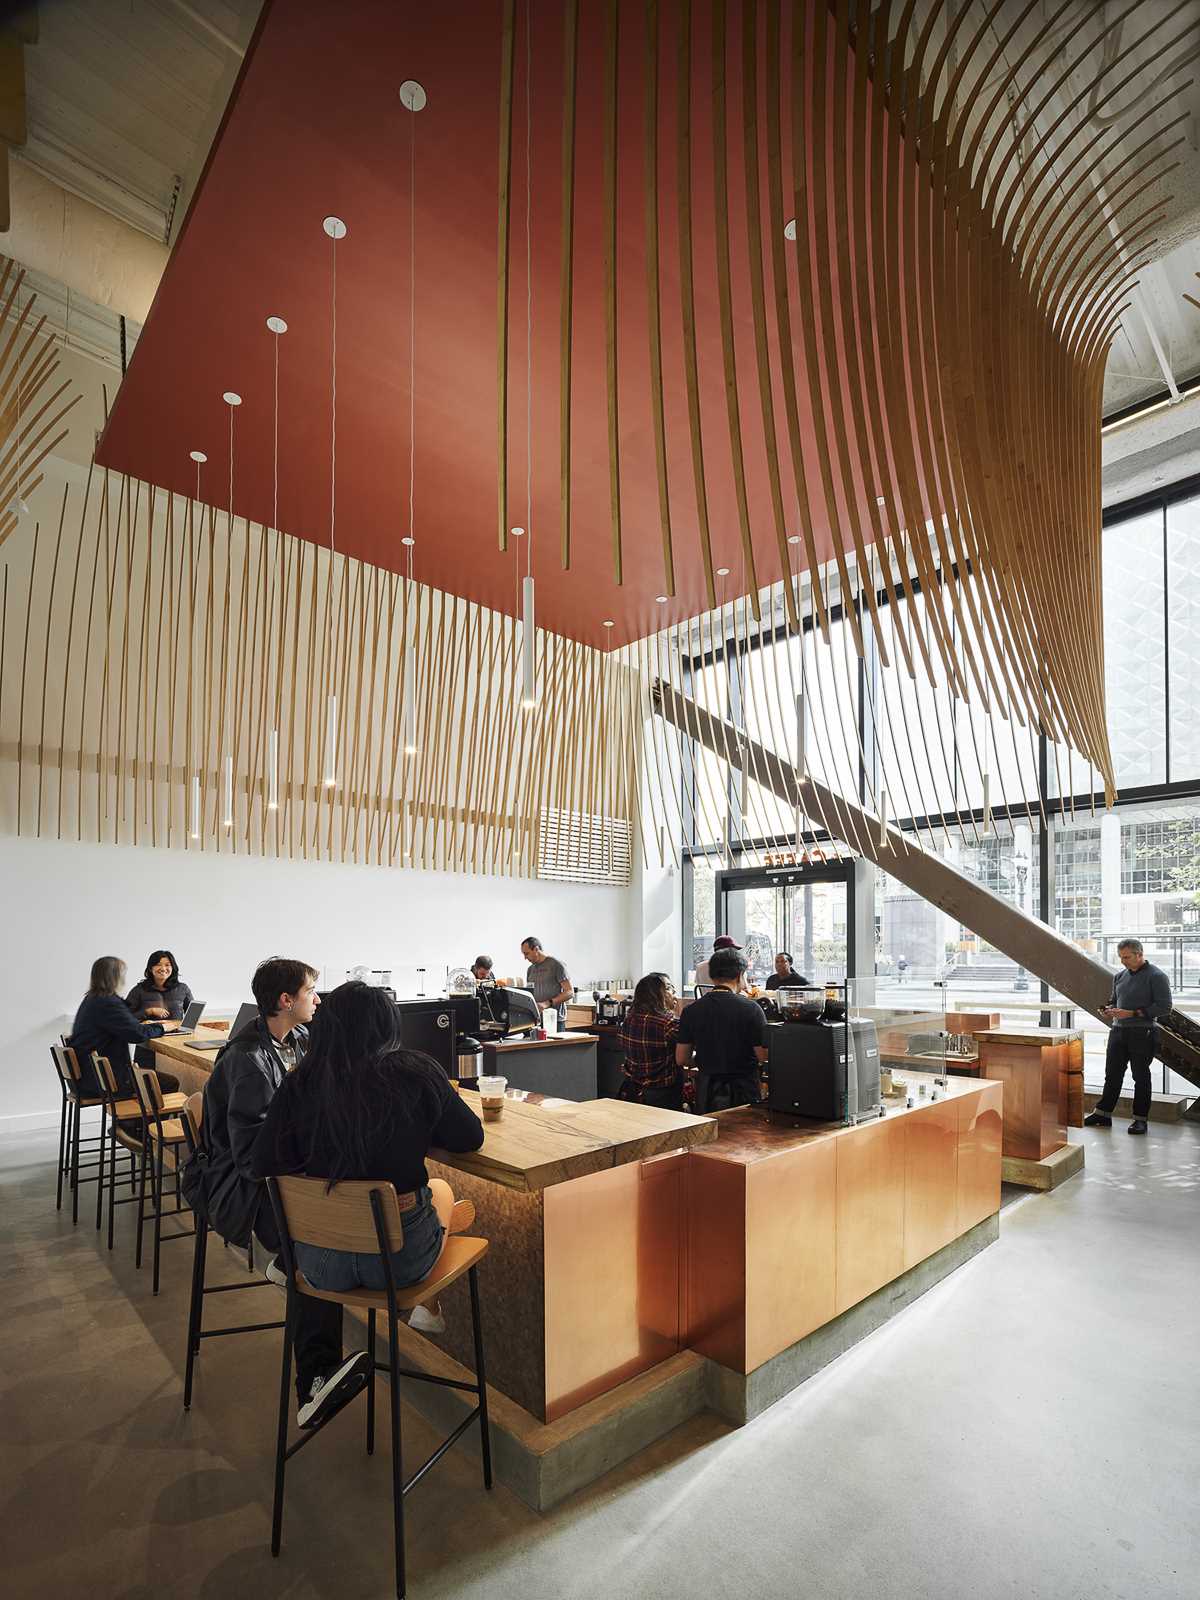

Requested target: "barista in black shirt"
[
  {"left": 764, "top": 952, "right": 809, "bottom": 991},
  {"left": 676, "top": 948, "right": 768, "bottom": 1112}
]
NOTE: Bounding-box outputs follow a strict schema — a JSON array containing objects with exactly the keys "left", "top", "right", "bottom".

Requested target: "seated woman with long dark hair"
[
  {"left": 616, "top": 972, "right": 683, "bottom": 1110},
  {"left": 126, "top": 950, "right": 195, "bottom": 1021},
  {"left": 250, "top": 981, "right": 484, "bottom": 1329},
  {"left": 67, "top": 955, "right": 181, "bottom": 1096}
]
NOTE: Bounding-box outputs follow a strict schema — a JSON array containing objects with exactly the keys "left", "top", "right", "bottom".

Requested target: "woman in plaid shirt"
[{"left": 617, "top": 973, "right": 683, "bottom": 1110}]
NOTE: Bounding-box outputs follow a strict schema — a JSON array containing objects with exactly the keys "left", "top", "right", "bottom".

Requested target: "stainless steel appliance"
[
  {"left": 475, "top": 984, "right": 541, "bottom": 1038},
  {"left": 395, "top": 995, "right": 482, "bottom": 1081}
]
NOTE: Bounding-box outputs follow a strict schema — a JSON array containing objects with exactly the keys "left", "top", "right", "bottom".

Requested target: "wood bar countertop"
[
  {"left": 975, "top": 1027, "right": 1081, "bottom": 1045},
  {"left": 483, "top": 1031, "right": 597, "bottom": 1053},
  {"left": 433, "top": 1089, "right": 716, "bottom": 1191}
]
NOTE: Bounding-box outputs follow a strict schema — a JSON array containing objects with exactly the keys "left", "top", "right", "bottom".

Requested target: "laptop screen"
[
  {"left": 229, "top": 1001, "right": 259, "bottom": 1038},
  {"left": 181, "top": 1000, "right": 205, "bottom": 1028}
]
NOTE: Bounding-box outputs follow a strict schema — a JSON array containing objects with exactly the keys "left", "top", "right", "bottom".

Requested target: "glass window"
[
  {"left": 1167, "top": 493, "right": 1200, "bottom": 783},
  {"left": 1102, "top": 509, "right": 1166, "bottom": 789}
]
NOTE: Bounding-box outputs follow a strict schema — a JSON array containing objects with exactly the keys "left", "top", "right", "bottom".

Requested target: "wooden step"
[{"left": 1081, "top": 1089, "right": 1187, "bottom": 1124}]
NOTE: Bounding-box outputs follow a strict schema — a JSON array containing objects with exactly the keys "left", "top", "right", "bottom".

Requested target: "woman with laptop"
[
  {"left": 67, "top": 955, "right": 181, "bottom": 1096},
  {"left": 125, "top": 950, "right": 196, "bottom": 1022}
]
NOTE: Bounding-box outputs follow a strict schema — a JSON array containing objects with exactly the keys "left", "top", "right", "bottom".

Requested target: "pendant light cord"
[{"left": 525, "top": 0, "right": 533, "bottom": 579}]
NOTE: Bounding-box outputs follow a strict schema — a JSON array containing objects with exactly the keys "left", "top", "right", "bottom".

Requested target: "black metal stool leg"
[
  {"left": 135, "top": 1138, "right": 149, "bottom": 1268},
  {"left": 468, "top": 1265, "right": 493, "bottom": 1489},
  {"left": 366, "top": 1307, "right": 376, "bottom": 1456},
  {"left": 94, "top": 1105, "right": 107, "bottom": 1230},
  {"left": 70, "top": 1099, "right": 82, "bottom": 1226},
  {"left": 184, "top": 1221, "right": 208, "bottom": 1410},
  {"left": 106, "top": 1114, "right": 118, "bottom": 1250},
  {"left": 388, "top": 1306, "right": 407, "bottom": 1600},
  {"left": 56, "top": 1096, "right": 68, "bottom": 1210},
  {"left": 152, "top": 1137, "right": 166, "bottom": 1294},
  {"left": 270, "top": 1295, "right": 297, "bottom": 1557}
]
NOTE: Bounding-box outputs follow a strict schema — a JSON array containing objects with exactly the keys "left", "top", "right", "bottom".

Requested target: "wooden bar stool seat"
[
  {"left": 266, "top": 1175, "right": 493, "bottom": 1600},
  {"left": 292, "top": 1235, "right": 488, "bottom": 1310}
]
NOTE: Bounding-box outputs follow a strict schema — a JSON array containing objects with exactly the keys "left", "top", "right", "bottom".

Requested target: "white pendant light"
[
  {"left": 981, "top": 771, "right": 992, "bottom": 837},
  {"left": 878, "top": 787, "right": 890, "bottom": 848},
  {"left": 399, "top": 83, "right": 424, "bottom": 757},
  {"left": 521, "top": 573, "right": 536, "bottom": 711},
  {"left": 324, "top": 694, "right": 338, "bottom": 788},
  {"left": 267, "top": 728, "right": 279, "bottom": 811},
  {"left": 266, "top": 315, "right": 287, "bottom": 815},
  {"left": 516, "top": 6, "right": 538, "bottom": 713},
  {"left": 221, "top": 390, "right": 241, "bottom": 837},
  {"left": 322, "top": 214, "right": 346, "bottom": 791},
  {"left": 189, "top": 774, "right": 200, "bottom": 840}
]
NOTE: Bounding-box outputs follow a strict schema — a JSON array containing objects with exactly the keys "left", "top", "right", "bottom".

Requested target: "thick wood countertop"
[
  {"left": 146, "top": 1026, "right": 232, "bottom": 1070},
  {"left": 432, "top": 1089, "right": 715, "bottom": 1191},
  {"left": 482, "top": 1031, "right": 597, "bottom": 1053},
  {"left": 695, "top": 1071, "right": 996, "bottom": 1166},
  {"left": 976, "top": 1027, "right": 1082, "bottom": 1046}
]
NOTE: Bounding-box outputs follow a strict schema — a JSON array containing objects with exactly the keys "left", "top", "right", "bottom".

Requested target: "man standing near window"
[
  {"left": 1084, "top": 938, "right": 1172, "bottom": 1136},
  {"left": 520, "top": 936, "right": 573, "bottom": 1026}
]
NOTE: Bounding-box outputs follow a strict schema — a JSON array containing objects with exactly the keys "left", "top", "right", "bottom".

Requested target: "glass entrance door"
[{"left": 719, "top": 864, "right": 851, "bottom": 989}]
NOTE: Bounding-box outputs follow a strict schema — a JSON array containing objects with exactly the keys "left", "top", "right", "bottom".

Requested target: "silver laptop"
[
  {"left": 172, "top": 1000, "right": 206, "bottom": 1035},
  {"left": 188, "top": 1001, "right": 259, "bottom": 1050}
]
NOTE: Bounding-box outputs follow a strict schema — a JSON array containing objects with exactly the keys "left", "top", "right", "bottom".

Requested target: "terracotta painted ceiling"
[{"left": 97, "top": 0, "right": 866, "bottom": 647}]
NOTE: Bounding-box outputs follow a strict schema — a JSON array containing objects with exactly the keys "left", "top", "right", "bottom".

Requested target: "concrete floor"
[{"left": 3, "top": 1117, "right": 1198, "bottom": 1600}]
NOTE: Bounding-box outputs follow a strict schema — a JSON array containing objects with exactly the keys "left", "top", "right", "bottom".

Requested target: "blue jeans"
[{"left": 295, "top": 1186, "right": 445, "bottom": 1292}]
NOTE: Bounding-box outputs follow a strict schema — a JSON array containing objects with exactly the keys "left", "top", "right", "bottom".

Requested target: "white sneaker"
[
  {"left": 297, "top": 1351, "right": 371, "bottom": 1428},
  {"left": 263, "top": 1256, "right": 288, "bottom": 1289},
  {"left": 408, "top": 1304, "right": 446, "bottom": 1334}
]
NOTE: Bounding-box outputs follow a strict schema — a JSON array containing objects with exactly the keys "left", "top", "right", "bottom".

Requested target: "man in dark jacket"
[
  {"left": 185, "top": 956, "right": 369, "bottom": 1428},
  {"left": 1085, "top": 938, "right": 1173, "bottom": 1136}
]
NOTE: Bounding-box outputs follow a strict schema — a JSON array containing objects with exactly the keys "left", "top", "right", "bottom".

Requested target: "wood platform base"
[
  {"left": 349, "top": 1214, "right": 999, "bottom": 1510},
  {"left": 1081, "top": 1089, "right": 1188, "bottom": 1124},
  {"left": 1002, "top": 1138, "right": 1084, "bottom": 1191}
]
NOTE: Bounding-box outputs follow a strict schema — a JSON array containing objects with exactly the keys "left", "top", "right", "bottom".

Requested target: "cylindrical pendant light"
[
  {"left": 401, "top": 543, "right": 418, "bottom": 756},
  {"left": 322, "top": 214, "right": 347, "bottom": 792},
  {"left": 267, "top": 728, "right": 279, "bottom": 810},
  {"left": 521, "top": 573, "right": 536, "bottom": 711},
  {"left": 878, "top": 787, "right": 890, "bottom": 848},
  {"left": 189, "top": 774, "right": 200, "bottom": 840},
  {"left": 266, "top": 314, "right": 287, "bottom": 818},
  {"left": 222, "top": 755, "right": 233, "bottom": 828},
  {"left": 399, "top": 83, "right": 425, "bottom": 759},
  {"left": 981, "top": 771, "right": 992, "bottom": 837},
  {"left": 324, "top": 695, "right": 338, "bottom": 788}
]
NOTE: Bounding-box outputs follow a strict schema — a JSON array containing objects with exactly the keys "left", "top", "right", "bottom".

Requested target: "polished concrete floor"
[{"left": 3, "top": 1115, "right": 1198, "bottom": 1600}]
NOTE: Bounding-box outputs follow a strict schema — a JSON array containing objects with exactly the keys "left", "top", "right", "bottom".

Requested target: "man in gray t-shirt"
[{"left": 520, "top": 936, "right": 573, "bottom": 1023}]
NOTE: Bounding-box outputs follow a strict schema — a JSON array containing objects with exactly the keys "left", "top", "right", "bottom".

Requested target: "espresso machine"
[
  {"left": 394, "top": 994, "right": 483, "bottom": 1081},
  {"left": 766, "top": 986, "right": 881, "bottom": 1124},
  {"left": 474, "top": 982, "right": 541, "bottom": 1039}
]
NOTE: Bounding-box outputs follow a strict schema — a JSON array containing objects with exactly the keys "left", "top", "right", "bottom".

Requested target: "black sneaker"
[
  {"left": 297, "top": 1352, "right": 371, "bottom": 1429},
  {"left": 1128, "top": 1118, "right": 1148, "bottom": 1136},
  {"left": 1083, "top": 1110, "right": 1112, "bottom": 1127}
]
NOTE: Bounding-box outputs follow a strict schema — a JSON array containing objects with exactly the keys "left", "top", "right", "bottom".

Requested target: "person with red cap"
[{"left": 695, "top": 934, "right": 742, "bottom": 989}]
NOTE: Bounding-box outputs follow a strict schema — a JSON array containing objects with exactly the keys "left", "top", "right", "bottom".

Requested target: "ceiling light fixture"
[
  {"left": 400, "top": 83, "right": 425, "bottom": 765},
  {"left": 265, "top": 314, "right": 287, "bottom": 813},
  {"left": 221, "top": 389, "right": 241, "bottom": 833},
  {"left": 517, "top": 10, "right": 538, "bottom": 716},
  {"left": 655, "top": 595, "right": 668, "bottom": 604},
  {"left": 784, "top": 218, "right": 797, "bottom": 240},
  {"left": 322, "top": 216, "right": 346, "bottom": 789},
  {"left": 716, "top": 566, "right": 730, "bottom": 577},
  {"left": 787, "top": 536, "right": 800, "bottom": 545}
]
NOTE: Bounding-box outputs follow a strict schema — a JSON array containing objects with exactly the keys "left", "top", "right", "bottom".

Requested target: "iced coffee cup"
[{"left": 478, "top": 1075, "right": 507, "bottom": 1121}]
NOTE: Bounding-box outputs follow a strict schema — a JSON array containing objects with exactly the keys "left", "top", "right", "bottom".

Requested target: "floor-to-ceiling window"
[{"left": 680, "top": 476, "right": 1200, "bottom": 1093}]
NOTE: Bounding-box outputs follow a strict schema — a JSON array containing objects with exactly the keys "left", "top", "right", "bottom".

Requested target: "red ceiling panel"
[{"left": 97, "top": 0, "right": 871, "bottom": 647}]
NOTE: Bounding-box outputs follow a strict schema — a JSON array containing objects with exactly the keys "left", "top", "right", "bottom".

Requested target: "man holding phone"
[{"left": 1084, "top": 938, "right": 1172, "bottom": 1136}]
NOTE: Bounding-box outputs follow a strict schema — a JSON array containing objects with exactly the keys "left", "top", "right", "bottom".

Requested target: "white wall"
[{"left": 0, "top": 834, "right": 638, "bottom": 1128}]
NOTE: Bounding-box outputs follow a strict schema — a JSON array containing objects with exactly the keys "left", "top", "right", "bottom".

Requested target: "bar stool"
[
  {"left": 267, "top": 1176, "right": 493, "bottom": 1600},
  {"left": 182, "top": 1093, "right": 285, "bottom": 1410},
  {"left": 131, "top": 1064, "right": 195, "bottom": 1294},
  {"left": 88, "top": 1052, "right": 147, "bottom": 1244},
  {"left": 50, "top": 1044, "right": 112, "bottom": 1224}
]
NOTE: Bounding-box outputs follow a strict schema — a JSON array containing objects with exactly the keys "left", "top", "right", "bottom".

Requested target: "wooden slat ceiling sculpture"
[
  {"left": 6, "top": 4, "right": 1193, "bottom": 879},
  {"left": 611, "top": 0, "right": 1193, "bottom": 870}
]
